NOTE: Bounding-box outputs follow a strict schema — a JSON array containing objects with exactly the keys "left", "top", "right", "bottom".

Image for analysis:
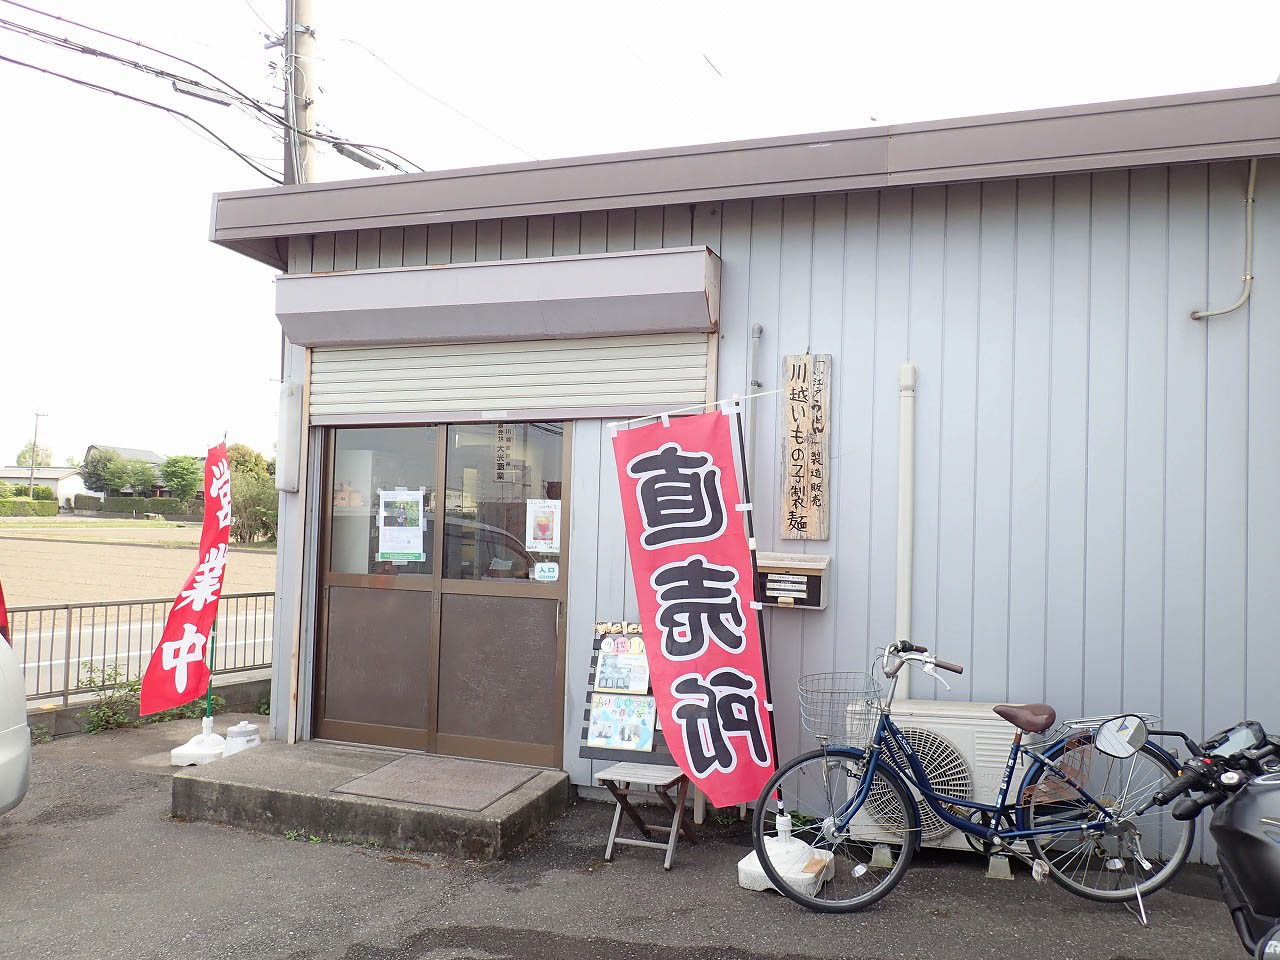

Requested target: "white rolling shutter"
[{"left": 308, "top": 332, "right": 712, "bottom": 422}]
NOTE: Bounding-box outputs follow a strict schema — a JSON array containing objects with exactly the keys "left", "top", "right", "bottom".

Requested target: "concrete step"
[{"left": 171, "top": 740, "right": 569, "bottom": 860}]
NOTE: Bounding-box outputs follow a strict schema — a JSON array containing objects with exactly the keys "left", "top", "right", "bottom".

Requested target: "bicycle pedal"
[{"left": 1032, "top": 859, "right": 1050, "bottom": 882}]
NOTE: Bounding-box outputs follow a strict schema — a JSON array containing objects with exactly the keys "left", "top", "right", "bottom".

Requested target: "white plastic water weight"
[{"left": 222, "top": 721, "right": 262, "bottom": 758}]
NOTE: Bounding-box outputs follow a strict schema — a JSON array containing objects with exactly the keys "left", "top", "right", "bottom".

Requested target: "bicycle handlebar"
[{"left": 883, "top": 642, "right": 966, "bottom": 677}]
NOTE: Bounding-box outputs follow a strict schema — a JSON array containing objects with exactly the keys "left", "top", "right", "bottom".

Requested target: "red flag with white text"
[
  {"left": 0, "top": 574, "right": 9, "bottom": 645},
  {"left": 139, "top": 444, "right": 232, "bottom": 715},
  {"left": 612, "top": 411, "right": 775, "bottom": 807}
]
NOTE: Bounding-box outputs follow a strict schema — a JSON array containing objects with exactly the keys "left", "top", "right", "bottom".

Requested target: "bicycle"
[{"left": 751, "top": 640, "right": 1194, "bottom": 914}]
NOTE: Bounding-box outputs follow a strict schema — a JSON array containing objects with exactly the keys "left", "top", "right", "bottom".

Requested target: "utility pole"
[
  {"left": 28, "top": 411, "right": 45, "bottom": 498},
  {"left": 283, "top": 0, "right": 317, "bottom": 185}
]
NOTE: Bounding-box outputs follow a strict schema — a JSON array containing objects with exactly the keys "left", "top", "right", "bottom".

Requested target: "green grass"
[{"left": 0, "top": 517, "right": 185, "bottom": 529}]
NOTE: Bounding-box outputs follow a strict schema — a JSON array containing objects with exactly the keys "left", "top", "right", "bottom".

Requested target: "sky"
[{"left": 1, "top": 0, "right": 1277, "bottom": 468}]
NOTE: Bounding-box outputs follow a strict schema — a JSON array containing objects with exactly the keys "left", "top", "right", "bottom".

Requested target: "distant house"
[
  {"left": 83, "top": 444, "right": 168, "bottom": 497},
  {"left": 0, "top": 466, "right": 87, "bottom": 506}
]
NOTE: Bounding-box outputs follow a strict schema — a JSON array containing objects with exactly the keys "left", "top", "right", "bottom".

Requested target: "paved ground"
[
  {"left": 0, "top": 536, "right": 275, "bottom": 604},
  {"left": 0, "top": 719, "right": 1245, "bottom": 960}
]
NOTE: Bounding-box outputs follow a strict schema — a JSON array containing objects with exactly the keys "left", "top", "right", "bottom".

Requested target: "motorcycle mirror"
[
  {"left": 1255, "top": 923, "right": 1280, "bottom": 960},
  {"left": 1096, "top": 715, "right": 1149, "bottom": 759}
]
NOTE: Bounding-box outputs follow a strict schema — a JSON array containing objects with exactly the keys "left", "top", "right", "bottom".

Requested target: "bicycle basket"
[{"left": 798, "top": 672, "right": 884, "bottom": 748}]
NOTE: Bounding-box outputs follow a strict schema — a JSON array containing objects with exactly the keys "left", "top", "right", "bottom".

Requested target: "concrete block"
[{"left": 171, "top": 741, "right": 570, "bottom": 860}]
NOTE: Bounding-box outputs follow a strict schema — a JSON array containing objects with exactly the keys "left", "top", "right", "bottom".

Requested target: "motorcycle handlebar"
[
  {"left": 1171, "top": 789, "right": 1226, "bottom": 822},
  {"left": 1152, "top": 768, "right": 1205, "bottom": 806}
]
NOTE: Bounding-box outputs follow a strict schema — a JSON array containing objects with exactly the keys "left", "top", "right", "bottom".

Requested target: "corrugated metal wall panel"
[
  {"left": 290, "top": 167, "right": 1280, "bottom": 829},
  {"left": 564, "top": 163, "right": 1280, "bottom": 801},
  {"left": 308, "top": 333, "right": 710, "bottom": 418}
]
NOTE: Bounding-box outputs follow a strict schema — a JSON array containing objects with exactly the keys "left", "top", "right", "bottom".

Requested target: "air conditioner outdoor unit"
[{"left": 862, "top": 699, "right": 1022, "bottom": 853}]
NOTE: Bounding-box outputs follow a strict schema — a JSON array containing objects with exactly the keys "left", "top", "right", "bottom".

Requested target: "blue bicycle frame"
[{"left": 830, "top": 712, "right": 1167, "bottom": 845}]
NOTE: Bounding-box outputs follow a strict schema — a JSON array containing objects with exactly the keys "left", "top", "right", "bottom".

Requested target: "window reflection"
[
  {"left": 443, "top": 422, "right": 564, "bottom": 581},
  {"left": 329, "top": 427, "right": 437, "bottom": 576}
]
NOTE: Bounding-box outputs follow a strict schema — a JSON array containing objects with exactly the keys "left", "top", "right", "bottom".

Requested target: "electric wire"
[
  {"left": 0, "top": 0, "right": 424, "bottom": 173},
  {"left": 0, "top": 16, "right": 234, "bottom": 101},
  {"left": 168, "top": 113, "right": 283, "bottom": 171},
  {"left": 334, "top": 36, "right": 538, "bottom": 161},
  {"left": 0, "top": 0, "right": 283, "bottom": 125},
  {"left": 239, "top": 0, "right": 274, "bottom": 34},
  {"left": 0, "top": 52, "right": 284, "bottom": 183}
]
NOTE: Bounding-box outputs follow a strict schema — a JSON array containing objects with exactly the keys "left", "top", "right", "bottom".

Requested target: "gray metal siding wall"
[{"left": 286, "top": 159, "right": 1280, "bottom": 800}]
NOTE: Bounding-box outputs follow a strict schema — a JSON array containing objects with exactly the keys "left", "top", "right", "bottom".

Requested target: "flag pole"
[
  {"left": 205, "top": 618, "right": 217, "bottom": 718},
  {"left": 205, "top": 428, "right": 228, "bottom": 721},
  {"left": 730, "top": 395, "right": 781, "bottom": 807}
]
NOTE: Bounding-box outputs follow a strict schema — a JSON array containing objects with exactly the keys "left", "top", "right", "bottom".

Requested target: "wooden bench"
[{"left": 596, "top": 762, "right": 698, "bottom": 870}]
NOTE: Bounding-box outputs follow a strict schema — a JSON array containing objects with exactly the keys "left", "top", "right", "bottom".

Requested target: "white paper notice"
[
  {"left": 524, "top": 498, "right": 561, "bottom": 553},
  {"left": 377, "top": 489, "right": 426, "bottom": 562}
]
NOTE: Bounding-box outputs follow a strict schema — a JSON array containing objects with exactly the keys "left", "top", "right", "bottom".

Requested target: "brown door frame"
[{"left": 313, "top": 421, "right": 572, "bottom": 768}]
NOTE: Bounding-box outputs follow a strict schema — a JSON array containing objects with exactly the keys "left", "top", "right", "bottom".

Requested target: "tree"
[
  {"left": 80, "top": 449, "right": 121, "bottom": 493},
  {"left": 16, "top": 441, "right": 52, "bottom": 467},
  {"left": 230, "top": 470, "right": 278, "bottom": 543},
  {"left": 0, "top": 481, "right": 11, "bottom": 499},
  {"left": 64, "top": 455, "right": 81, "bottom": 468},
  {"left": 226, "top": 442, "right": 269, "bottom": 479},
  {"left": 126, "top": 460, "right": 156, "bottom": 495},
  {"left": 104, "top": 458, "right": 155, "bottom": 496},
  {"left": 160, "top": 456, "right": 202, "bottom": 504}
]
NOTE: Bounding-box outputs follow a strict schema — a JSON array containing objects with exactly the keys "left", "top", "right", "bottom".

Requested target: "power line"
[
  {"left": 0, "top": 0, "right": 283, "bottom": 126},
  {"left": 0, "top": 15, "right": 236, "bottom": 101},
  {"left": 0, "top": 0, "right": 426, "bottom": 175},
  {"left": 168, "top": 112, "right": 283, "bottom": 170},
  {"left": 239, "top": 0, "right": 274, "bottom": 33},
  {"left": 334, "top": 37, "right": 538, "bottom": 161},
  {"left": 0, "top": 52, "right": 284, "bottom": 182}
]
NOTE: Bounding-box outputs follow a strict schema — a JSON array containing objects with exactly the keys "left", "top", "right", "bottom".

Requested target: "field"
[{"left": 0, "top": 518, "right": 276, "bottom": 605}]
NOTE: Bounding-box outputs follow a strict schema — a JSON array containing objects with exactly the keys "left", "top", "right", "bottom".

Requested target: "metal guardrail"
[{"left": 6, "top": 591, "right": 274, "bottom": 704}]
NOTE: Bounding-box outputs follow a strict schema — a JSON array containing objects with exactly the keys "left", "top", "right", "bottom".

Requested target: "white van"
[{"left": 0, "top": 637, "right": 30, "bottom": 814}]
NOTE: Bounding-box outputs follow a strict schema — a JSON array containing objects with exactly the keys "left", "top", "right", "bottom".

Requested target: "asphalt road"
[{"left": 0, "top": 726, "right": 1245, "bottom": 960}]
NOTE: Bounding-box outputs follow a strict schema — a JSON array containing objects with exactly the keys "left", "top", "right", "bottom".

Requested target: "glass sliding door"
[
  {"left": 315, "top": 426, "right": 439, "bottom": 749},
  {"left": 436, "top": 422, "right": 569, "bottom": 767},
  {"left": 314, "top": 421, "right": 570, "bottom": 766}
]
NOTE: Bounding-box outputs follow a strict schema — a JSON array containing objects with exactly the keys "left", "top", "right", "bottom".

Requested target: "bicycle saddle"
[{"left": 993, "top": 703, "right": 1057, "bottom": 733}]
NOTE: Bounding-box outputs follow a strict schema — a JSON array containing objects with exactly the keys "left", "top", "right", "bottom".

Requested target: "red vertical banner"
[
  {"left": 139, "top": 443, "right": 232, "bottom": 715},
  {"left": 613, "top": 410, "right": 775, "bottom": 807},
  {"left": 0, "top": 575, "right": 9, "bottom": 645}
]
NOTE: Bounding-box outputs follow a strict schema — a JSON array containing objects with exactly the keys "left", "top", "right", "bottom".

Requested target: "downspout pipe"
[
  {"left": 895, "top": 362, "right": 917, "bottom": 698},
  {"left": 1191, "top": 158, "right": 1258, "bottom": 321}
]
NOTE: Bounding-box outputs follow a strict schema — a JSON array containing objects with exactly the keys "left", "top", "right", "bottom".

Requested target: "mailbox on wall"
[{"left": 755, "top": 552, "right": 830, "bottom": 609}]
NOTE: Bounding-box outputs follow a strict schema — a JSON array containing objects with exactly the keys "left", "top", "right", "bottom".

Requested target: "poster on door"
[
  {"left": 612, "top": 410, "right": 776, "bottom": 807},
  {"left": 377, "top": 489, "right": 426, "bottom": 562},
  {"left": 524, "top": 498, "right": 561, "bottom": 553}
]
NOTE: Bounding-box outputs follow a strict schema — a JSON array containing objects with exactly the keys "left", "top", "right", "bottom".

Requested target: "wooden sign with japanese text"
[
  {"left": 780, "top": 353, "right": 832, "bottom": 540},
  {"left": 612, "top": 411, "right": 776, "bottom": 807}
]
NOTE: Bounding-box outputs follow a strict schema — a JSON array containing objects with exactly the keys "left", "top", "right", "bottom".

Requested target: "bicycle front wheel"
[
  {"left": 1023, "top": 738, "right": 1193, "bottom": 902},
  {"left": 752, "top": 747, "right": 916, "bottom": 913}
]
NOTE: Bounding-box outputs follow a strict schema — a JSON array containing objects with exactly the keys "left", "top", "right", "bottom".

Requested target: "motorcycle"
[{"left": 1129, "top": 718, "right": 1280, "bottom": 958}]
